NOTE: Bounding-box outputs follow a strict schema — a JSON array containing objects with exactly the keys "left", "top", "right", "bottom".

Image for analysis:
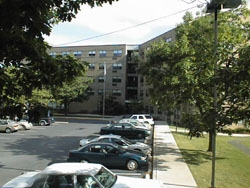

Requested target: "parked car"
[
  {"left": 79, "top": 134, "right": 152, "bottom": 155},
  {"left": 68, "top": 142, "right": 149, "bottom": 171},
  {"left": 1, "top": 163, "right": 163, "bottom": 188},
  {"left": 130, "top": 114, "right": 155, "bottom": 126},
  {"left": 100, "top": 122, "right": 151, "bottom": 139},
  {"left": 17, "top": 120, "right": 33, "bottom": 130},
  {"left": 119, "top": 118, "right": 151, "bottom": 129},
  {"left": 0, "top": 119, "right": 19, "bottom": 133},
  {"left": 39, "top": 117, "right": 55, "bottom": 126}
]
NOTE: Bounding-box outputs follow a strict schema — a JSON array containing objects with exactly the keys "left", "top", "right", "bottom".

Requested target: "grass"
[{"left": 171, "top": 129, "right": 250, "bottom": 188}]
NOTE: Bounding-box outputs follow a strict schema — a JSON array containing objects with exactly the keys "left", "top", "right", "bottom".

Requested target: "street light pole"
[
  {"left": 211, "top": 7, "right": 218, "bottom": 188},
  {"left": 206, "top": 1, "right": 242, "bottom": 187},
  {"left": 103, "top": 62, "right": 106, "bottom": 118}
]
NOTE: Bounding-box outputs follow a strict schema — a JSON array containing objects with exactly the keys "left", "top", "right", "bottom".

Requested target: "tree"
[
  {"left": 0, "top": 54, "right": 89, "bottom": 119},
  {"left": 0, "top": 0, "right": 119, "bottom": 115},
  {"left": 0, "top": 0, "right": 118, "bottom": 66},
  {"left": 139, "top": 5, "right": 250, "bottom": 151},
  {"left": 52, "top": 76, "right": 93, "bottom": 115}
]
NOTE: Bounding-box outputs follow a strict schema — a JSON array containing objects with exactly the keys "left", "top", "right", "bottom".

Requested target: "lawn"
[{"left": 171, "top": 130, "right": 250, "bottom": 188}]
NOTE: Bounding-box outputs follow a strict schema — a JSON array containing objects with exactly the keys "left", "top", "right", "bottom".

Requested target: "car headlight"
[{"left": 140, "top": 156, "right": 147, "bottom": 161}]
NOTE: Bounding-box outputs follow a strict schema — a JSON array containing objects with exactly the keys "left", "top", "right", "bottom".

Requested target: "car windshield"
[
  {"left": 94, "top": 167, "right": 117, "bottom": 188},
  {"left": 91, "top": 137, "right": 100, "bottom": 142},
  {"left": 120, "top": 136, "right": 134, "bottom": 145}
]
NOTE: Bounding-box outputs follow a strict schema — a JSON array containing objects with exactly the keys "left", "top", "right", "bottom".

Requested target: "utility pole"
[
  {"left": 103, "top": 62, "right": 106, "bottom": 118},
  {"left": 206, "top": 1, "right": 242, "bottom": 187}
]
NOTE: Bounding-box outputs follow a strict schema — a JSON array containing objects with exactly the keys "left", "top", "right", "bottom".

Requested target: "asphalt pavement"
[{"left": 152, "top": 122, "right": 197, "bottom": 188}]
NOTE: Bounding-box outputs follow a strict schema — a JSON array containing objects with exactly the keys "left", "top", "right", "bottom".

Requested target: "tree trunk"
[{"left": 64, "top": 99, "right": 69, "bottom": 116}]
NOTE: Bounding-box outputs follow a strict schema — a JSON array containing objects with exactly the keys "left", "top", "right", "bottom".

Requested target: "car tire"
[
  {"left": 5, "top": 128, "right": 12, "bottom": 133},
  {"left": 126, "top": 159, "right": 138, "bottom": 171},
  {"left": 40, "top": 121, "right": 46, "bottom": 126}
]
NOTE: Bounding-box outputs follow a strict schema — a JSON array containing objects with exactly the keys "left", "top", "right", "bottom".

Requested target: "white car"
[
  {"left": 17, "top": 120, "right": 33, "bottom": 130},
  {"left": 130, "top": 114, "right": 155, "bottom": 126},
  {"left": 1, "top": 163, "right": 164, "bottom": 188},
  {"left": 119, "top": 118, "right": 151, "bottom": 130}
]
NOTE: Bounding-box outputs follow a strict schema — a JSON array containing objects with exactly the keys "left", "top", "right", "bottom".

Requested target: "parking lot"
[{"left": 0, "top": 117, "right": 153, "bottom": 186}]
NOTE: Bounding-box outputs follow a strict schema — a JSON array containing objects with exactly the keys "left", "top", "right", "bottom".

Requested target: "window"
[
  {"left": 112, "top": 89, "right": 121, "bottom": 96},
  {"left": 89, "top": 51, "right": 96, "bottom": 56},
  {"left": 140, "top": 77, "right": 144, "bottom": 86},
  {"left": 98, "top": 89, "right": 103, "bottom": 95},
  {"left": 140, "top": 90, "right": 143, "bottom": 97},
  {"left": 99, "top": 63, "right": 105, "bottom": 70},
  {"left": 62, "top": 51, "right": 70, "bottom": 56},
  {"left": 112, "top": 76, "right": 122, "bottom": 83},
  {"left": 99, "top": 50, "right": 107, "bottom": 57},
  {"left": 166, "top": 37, "right": 172, "bottom": 43},
  {"left": 89, "top": 63, "right": 95, "bottom": 70},
  {"left": 49, "top": 52, "right": 56, "bottom": 57},
  {"left": 89, "top": 145, "right": 102, "bottom": 153},
  {"left": 112, "top": 63, "right": 122, "bottom": 70},
  {"left": 113, "top": 50, "right": 122, "bottom": 57},
  {"left": 87, "top": 89, "right": 95, "bottom": 95},
  {"left": 74, "top": 51, "right": 82, "bottom": 57},
  {"left": 44, "top": 175, "right": 73, "bottom": 188},
  {"left": 98, "top": 76, "right": 104, "bottom": 83}
]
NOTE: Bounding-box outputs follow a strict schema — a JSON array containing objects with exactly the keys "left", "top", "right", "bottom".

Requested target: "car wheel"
[
  {"left": 126, "top": 159, "right": 138, "bottom": 171},
  {"left": 21, "top": 125, "right": 26, "bottom": 130},
  {"left": 40, "top": 121, "right": 45, "bottom": 126},
  {"left": 5, "top": 128, "right": 12, "bottom": 133},
  {"left": 80, "top": 159, "right": 89, "bottom": 163}
]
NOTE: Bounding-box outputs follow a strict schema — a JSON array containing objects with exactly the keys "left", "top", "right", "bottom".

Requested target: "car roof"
[
  {"left": 99, "top": 134, "right": 121, "bottom": 139},
  {"left": 42, "top": 163, "right": 103, "bottom": 175},
  {"left": 119, "top": 118, "right": 140, "bottom": 122}
]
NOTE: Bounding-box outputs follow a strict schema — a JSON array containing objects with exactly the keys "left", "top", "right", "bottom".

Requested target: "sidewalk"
[{"left": 153, "top": 123, "right": 197, "bottom": 188}]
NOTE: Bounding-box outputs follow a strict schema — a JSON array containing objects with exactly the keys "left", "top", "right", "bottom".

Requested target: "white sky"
[{"left": 44, "top": 0, "right": 250, "bottom": 47}]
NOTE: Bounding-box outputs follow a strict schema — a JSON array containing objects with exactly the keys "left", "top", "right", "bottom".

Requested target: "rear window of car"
[{"left": 145, "top": 115, "right": 152, "bottom": 119}]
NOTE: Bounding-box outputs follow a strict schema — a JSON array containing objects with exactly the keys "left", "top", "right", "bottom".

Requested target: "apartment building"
[
  {"left": 49, "top": 44, "right": 139, "bottom": 114},
  {"left": 49, "top": 29, "right": 177, "bottom": 120}
]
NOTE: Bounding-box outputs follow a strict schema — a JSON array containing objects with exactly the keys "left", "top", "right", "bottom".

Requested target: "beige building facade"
[{"left": 49, "top": 29, "right": 178, "bottom": 120}]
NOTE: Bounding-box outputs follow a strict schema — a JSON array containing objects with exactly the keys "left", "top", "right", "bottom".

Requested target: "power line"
[{"left": 54, "top": 4, "right": 205, "bottom": 46}]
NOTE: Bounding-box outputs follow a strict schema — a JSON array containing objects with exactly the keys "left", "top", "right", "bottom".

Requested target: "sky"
[{"left": 44, "top": 0, "right": 250, "bottom": 47}]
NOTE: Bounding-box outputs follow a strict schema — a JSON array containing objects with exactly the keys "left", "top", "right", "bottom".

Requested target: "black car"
[
  {"left": 99, "top": 122, "right": 151, "bottom": 139},
  {"left": 39, "top": 117, "right": 55, "bottom": 126},
  {"left": 67, "top": 142, "right": 149, "bottom": 171}
]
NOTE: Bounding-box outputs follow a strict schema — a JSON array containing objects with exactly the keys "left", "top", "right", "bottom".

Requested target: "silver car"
[
  {"left": 0, "top": 119, "right": 19, "bottom": 133},
  {"left": 79, "top": 134, "right": 152, "bottom": 155}
]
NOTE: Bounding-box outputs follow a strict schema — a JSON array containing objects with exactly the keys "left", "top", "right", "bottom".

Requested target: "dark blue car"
[
  {"left": 100, "top": 122, "right": 151, "bottom": 139},
  {"left": 67, "top": 142, "right": 149, "bottom": 171}
]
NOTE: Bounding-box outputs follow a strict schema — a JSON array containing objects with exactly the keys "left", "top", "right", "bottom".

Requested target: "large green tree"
[
  {"left": 139, "top": 5, "right": 250, "bottom": 151},
  {"left": 0, "top": 0, "right": 118, "bottom": 66},
  {"left": 0, "top": 0, "right": 118, "bottom": 114}
]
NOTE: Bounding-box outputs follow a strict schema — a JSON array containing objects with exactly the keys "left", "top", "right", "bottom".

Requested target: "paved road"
[{"left": 0, "top": 118, "right": 150, "bottom": 186}]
